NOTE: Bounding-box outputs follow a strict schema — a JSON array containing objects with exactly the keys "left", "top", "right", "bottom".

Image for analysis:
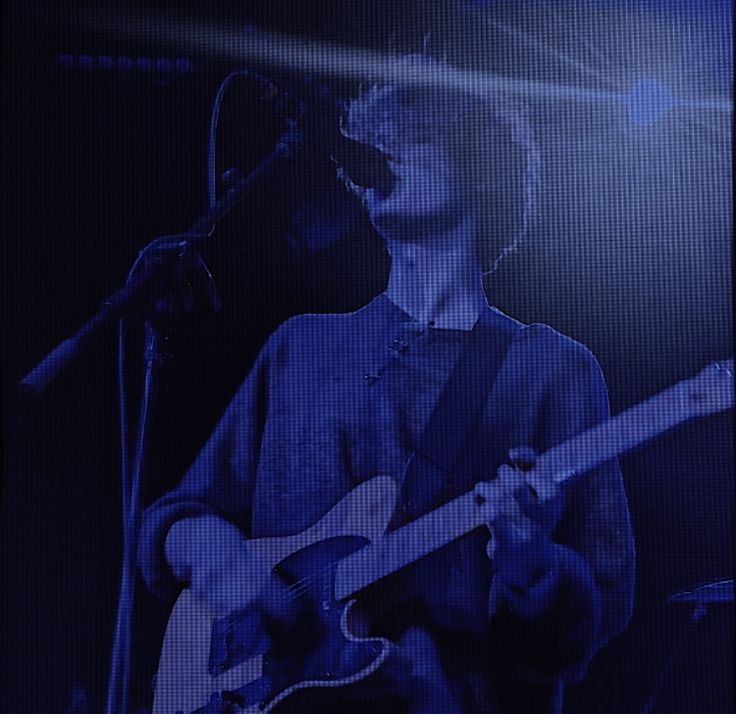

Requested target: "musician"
[{"left": 138, "top": 83, "right": 635, "bottom": 713}]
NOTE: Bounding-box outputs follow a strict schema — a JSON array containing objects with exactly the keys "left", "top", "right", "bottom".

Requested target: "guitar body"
[{"left": 152, "top": 476, "right": 397, "bottom": 714}]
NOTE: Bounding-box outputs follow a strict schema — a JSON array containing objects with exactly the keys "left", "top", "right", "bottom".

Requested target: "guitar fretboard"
[
  {"left": 334, "top": 491, "right": 484, "bottom": 599},
  {"left": 335, "top": 364, "right": 731, "bottom": 600},
  {"left": 538, "top": 380, "right": 693, "bottom": 483}
]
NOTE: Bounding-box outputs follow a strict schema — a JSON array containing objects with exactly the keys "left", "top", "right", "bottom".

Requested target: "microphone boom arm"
[{"left": 19, "top": 121, "right": 302, "bottom": 398}]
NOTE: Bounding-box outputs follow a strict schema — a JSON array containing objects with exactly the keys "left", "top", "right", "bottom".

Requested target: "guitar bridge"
[{"left": 209, "top": 608, "right": 270, "bottom": 677}]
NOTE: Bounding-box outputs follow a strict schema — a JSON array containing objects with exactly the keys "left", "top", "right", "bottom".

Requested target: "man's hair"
[{"left": 342, "top": 81, "right": 542, "bottom": 275}]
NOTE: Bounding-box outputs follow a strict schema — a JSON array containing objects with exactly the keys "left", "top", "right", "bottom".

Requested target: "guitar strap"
[{"left": 400, "top": 306, "right": 521, "bottom": 521}]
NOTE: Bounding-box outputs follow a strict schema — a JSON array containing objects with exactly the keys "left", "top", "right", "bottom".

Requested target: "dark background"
[{"left": 2, "top": 1, "right": 732, "bottom": 712}]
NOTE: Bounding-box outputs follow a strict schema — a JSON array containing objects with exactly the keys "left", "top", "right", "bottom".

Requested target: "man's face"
[{"left": 363, "top": 139, "right": 470, "bottom": 242}]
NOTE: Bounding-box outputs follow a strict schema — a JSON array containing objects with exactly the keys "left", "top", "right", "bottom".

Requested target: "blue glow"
[
  {"left": 56, "top": 54, "right": 195, "bottom": 74},
  {"left": 627, "top": 77, "right": 673, "bottom": 126}
]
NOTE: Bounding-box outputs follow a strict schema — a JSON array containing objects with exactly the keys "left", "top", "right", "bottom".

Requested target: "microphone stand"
[
  {"left": 639, "top": 603, "right": 706, "bottom": 714},
  {"left": 640, "top": 579, "right": 733, "bottom": 714},
  {"left": 20, "top": 121, "right": 302, "bottom": 714},
  {"left": 20, "top": 121, "right": 301, "bottom": 399}
]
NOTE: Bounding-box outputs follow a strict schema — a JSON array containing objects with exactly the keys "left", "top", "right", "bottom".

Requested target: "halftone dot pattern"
[{"left": 3, "top": 1, "right": 731, "bottom": 713}]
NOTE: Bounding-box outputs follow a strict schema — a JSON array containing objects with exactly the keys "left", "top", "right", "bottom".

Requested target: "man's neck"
[{"left": 384, "top": 217, "right": 487, "bottom": 331}]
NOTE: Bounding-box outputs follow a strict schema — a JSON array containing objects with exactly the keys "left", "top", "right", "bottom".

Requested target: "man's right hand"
[{"left": 164, "top": 516, "right": 281, "bottom": 617}]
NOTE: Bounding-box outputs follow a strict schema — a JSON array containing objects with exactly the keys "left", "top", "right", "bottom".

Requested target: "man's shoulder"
[
  {"left": 273, "top": 302, "right": 376, "bottom": 337},
  {"left": 262, "top": 298, "right": 385, "bottom": 356},
  {"left": 511, "top": 318, "right": 603, "bottom": 377}
]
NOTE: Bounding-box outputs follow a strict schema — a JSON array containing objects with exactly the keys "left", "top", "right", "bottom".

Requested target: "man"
[{"left": 139, "top": 83, "right": 635, "bottom": 713}]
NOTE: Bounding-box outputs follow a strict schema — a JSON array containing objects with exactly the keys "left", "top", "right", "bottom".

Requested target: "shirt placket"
[{"left": 363, "top": 322, "right": 431, "bottom": 387}]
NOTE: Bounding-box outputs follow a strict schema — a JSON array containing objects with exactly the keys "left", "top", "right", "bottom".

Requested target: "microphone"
[
  {"left": 295, "top": 76, "right": 396, "bottom": 197},
  {"left": 234, "top": 70, "right": 396, "bottom": 196},
  {"left": 329, "top": 133, "right": 396, "bottom": 197}
]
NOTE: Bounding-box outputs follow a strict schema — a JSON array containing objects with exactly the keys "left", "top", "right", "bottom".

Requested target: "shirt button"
[{"left": 390, "top": 337, "right": 409, "bottom": 355}]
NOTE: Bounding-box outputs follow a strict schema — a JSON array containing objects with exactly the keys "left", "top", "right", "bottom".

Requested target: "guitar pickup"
[{"left": 209, "top": 608, "right": 271, "bottom": 677}]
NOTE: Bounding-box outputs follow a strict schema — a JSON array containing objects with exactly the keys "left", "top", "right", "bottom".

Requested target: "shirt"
[{"left": 138, "top": 294, "right": 635, "bottom": 712}]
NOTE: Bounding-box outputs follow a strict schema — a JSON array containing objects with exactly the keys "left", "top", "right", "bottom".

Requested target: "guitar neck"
[
  {"left": 538, "top": 379, "right": 693, "bottom": 484},
  {"left": 334, "top": 491, "right": 484, "bottom": 600},
  {"left": 335, "top": 363, "right": 731, "bottom": 600}
]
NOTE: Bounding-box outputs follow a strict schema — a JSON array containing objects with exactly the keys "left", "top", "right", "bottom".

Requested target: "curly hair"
[{"left": 342, "top": 80, "right": 542, "bottom": 275}]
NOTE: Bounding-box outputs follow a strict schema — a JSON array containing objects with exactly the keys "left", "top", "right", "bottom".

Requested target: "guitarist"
[{"left": 138, "top": 83, "right": 635, "bottom": 713}]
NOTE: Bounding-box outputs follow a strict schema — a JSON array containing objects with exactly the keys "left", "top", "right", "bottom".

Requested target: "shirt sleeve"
[
  {"left": 137, "top": 330, "right": 277, "bottom": 602},
  {"left": 490, "top": 341, "right": 635, "bottom": 685}
]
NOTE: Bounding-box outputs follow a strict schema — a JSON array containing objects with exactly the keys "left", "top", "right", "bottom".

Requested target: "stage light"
[
  {"left": 627, "top": 77, "right": 673, "bottom": 126},
  {"left": 117, "top": 56, "right": 135, "bottom": 71},
  {"left": 56, "top": 54, "right": 196, "bottom": 74}
]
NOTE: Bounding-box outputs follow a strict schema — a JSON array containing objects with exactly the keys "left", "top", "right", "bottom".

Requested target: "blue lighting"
[
  {"left": 56, "top": 54, "right": 195, "bottom": 74},
  {"left": 627, "top": 78, "right": 673, "bottom": 126}
]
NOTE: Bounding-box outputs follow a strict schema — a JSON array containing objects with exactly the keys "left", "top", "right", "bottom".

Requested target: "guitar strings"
[{"left": 277, "top": 560, "right": 340, "bottom": 605}]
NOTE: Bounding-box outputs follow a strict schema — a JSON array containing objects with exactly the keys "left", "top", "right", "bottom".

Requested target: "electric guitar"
[{"left": 152, "top": 359, "right": 733, "bottom": 713}]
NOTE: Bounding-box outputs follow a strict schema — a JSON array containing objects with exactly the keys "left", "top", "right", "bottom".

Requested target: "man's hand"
[
  {"left": 489, "top": 511, "right": 561, "bottom": 621},
  {"left": 486, "top": 448, "right": 563, "bottom": 620},
  {"left": 165, "top": 516, "right": 287, "bottom": 618}
]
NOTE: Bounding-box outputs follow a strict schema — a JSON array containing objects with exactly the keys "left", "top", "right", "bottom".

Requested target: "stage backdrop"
[{"left": 3, "top": 1, "right": 732, "bottom": 712}]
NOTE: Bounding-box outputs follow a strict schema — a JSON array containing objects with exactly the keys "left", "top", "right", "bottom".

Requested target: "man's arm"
[
  {"left": 137, "top": 328, "right": 278, "bottom": 602},
  {"left": 489, "top": 343, "right": 635, "bottom": 685},
  {"left": 163, "top": 515, "right": 284, "bottom": 615}
]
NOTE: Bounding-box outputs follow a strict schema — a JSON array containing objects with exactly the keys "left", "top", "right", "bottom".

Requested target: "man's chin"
[{"left": 371, "top": 205, "right": 467, "bottom": 242}]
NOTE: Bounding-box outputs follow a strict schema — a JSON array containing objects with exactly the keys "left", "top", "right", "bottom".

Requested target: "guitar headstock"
[{"left": 682, "top": 359, "right": 734, "bottom": 416}]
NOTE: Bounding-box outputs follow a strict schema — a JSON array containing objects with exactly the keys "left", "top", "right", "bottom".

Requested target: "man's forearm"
[{"left": 164, "top": 515, "right": 248, "bottom": 583}]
